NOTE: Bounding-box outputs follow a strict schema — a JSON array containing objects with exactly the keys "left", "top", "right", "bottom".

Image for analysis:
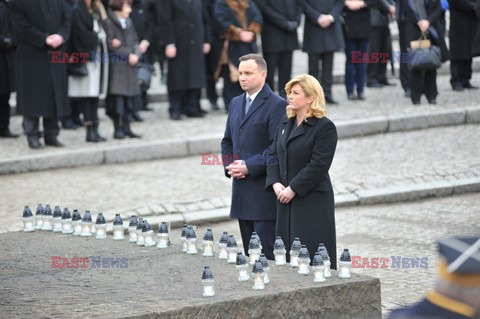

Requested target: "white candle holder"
[
  {"left": 35, "top": 204, "right": 44, "bottom": 230},
  {"left": 22, "top": 206, "right": 35, "bottom": 232},
  {"left": 273, "top": 236, "right": 286, "bottom": 266},
  {"left": 143, "top": 221, "right": 155, "bottom": 247},
  {"left": 236, "top": 252, "right": 250, "bottom": 281},
  {"left": 157, "top": 222, "right": 169, "bottom": 248},
  {"left": 81, "top": 211, "right": 93, "bottom": 237},
  {"left": 297, "top": 245, "right": 310, "bottom": 275},
  {"left": 259, "top": 254, "right": 270, "bottom": 284},
  {"left": 338, "top": 248, "right": 352, "bottom": 279},
  {"left": 61, "top": 208, "right": 73, "bottom": 234},
  {"left": 42, "top": 205, "right": 53, "bottom": 231},
  {"left": 312, "top": 252, "right": 326, "bottom": 283},
  {"left": 128, "top": 215, "right": 139, "bottom": 242},
  {"left": 112, "top": 214, "right": 124, "bottom": 240},
  {"left": 181, "top": 224, "right": 188, "bottom": 253},
  {"left": 136, "top": 218, "right": 145, "bottom": 246},
  {"left": 218, "top": 231, "right": 229, "bottom": 260},
  {"left": 226, "top": 235, "right": 238, "bottom": 263},
  {"left": 202, "top": 228, "right": 214, "bottom": 257},
  {"left": 289, "top": 238, "right": 302, "bottom": 268},
  {"left": 95, "top": 213, "right": 107, "bottom": 239},
  {"left": 252, "top": 261, "right": 265, "bottom": 290},
  {"left": 186, "top": 226, "right": 198, "bottom": 254},
  {"left": 72, "top": 210, "right": 82, "bottom": 236},
  {"left": 201, "top": 266, "right": 215, "bottom": 297},
  {"left": 248, "top": 236, "right": 261, "bottom": 266}
]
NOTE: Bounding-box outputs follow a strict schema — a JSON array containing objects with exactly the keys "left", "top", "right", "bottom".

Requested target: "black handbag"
[
  {"left": 67, "top": 62, "right": 88, "bottom": 76},
  {"left": 137, "top": 63, "right": 154, "bottom": 90},
  {"left": 408, "top": 36, "right": 442, "bottom": 71}
]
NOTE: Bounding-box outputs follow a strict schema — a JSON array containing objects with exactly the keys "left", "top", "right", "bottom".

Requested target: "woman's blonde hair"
[{"left": 284, "top": 74, "right": 326, "bottom": 119}]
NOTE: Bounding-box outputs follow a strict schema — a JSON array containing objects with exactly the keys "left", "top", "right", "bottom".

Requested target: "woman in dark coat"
[
  {"left": 342, "top": 0, "right": 372, "bottom": 100},
  {"left": 104, "top": 0, "right": 141, "bottom": 138},
  {"left": 473, "top": 0, "right": 480, "bottom": 57},
  {"left": 0, "top": 0, "right": 18, "bottom": 138},
  {"left": 68, "top": 0, "right": 108, "bottom": 142},
  {"left": 213, "top": 0, "right": 263, "bottom": 111},
  {"left": 405, "top": 0, "right": 449, "bottom": 105},
  {"left": 266, "top": 74, "right": 338, "bottom": 268}
]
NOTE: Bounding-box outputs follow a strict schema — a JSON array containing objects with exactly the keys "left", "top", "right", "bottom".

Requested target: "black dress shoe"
[
  {"left": 61, "top": 121, "right": 79, "bottom": 130},
  {"left": 411, "top": 97, "right": 421, "bottom": 105},
  {"left": 463, "top": 82, "right": 479, "bottom": 89},
  {"left": 357, "top": 92, "right": 366, "bottom": 100},
  {"left": 0, "top": 130, "right": 19, "bottom": 138},
  {"left": 124, "top": 130, "right": 142, "bottom": 138},
  {"left": 27, "top": 137, "right": 43, "bottom": 149},
  {"left": 185, "top": 110, "right": 205, "bottom": 118},
  {"left": 452, "top": 83, "right": 464, "bottom": 91},
  {"left": 367, "top": 81, "right": 384, "bottom": 88},
  {"left": 325, "top": 96, "right": 338, "bottom": 105},
  {"left": 170, "top": 113, "right": 182, "bottom": 121},
  {"left": 44, "top": 137, "right": 65, "bottom": 147},
  {"left": 404, "top": 89, "right": 411, "bottom": 98},
  {"left": 347, "top": 93, "right": 356, "bottom": 101},
  {"left": 132, "top": 112, "right": 144, "bottom": 122},
  {"left": 210, "top": 102, "right": 220, "bottom": 111},
  {"left": 427, "top": 98, "right": 436, "bottom": 105}
]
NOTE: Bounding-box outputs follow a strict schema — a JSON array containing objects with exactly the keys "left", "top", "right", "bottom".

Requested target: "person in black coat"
[
  {"left": 104, "top": 0, "right": 142, "bottom": 138},
  {"left": 405, "top": 0, "right": 449, "bottom": 105},
  {"left": 9, "top": 0, "right": 71, "bottom": 149},
  {"left": 0, "top": 0, "right": 18, "bottom": 138},
  {"left": 221, "top": 54, "right": 286, "bottom": 260},
  {"left": 204, "top": 0, "right": 223, "bottom": 111},
  {"left": 157, "top": 0, "right": 211, "bottom": 120},
  {"left": 303, "top": 0, "right": 345, "bottom": 104},
  {"left": 473, "top": 0, "right": 480, "bottom": 57},
  {"left": 266, "top": 74, "right": 338, "bottom": 267},
  {"left": 448, "top": 0, "right": 478, "bottom": 91},
  {"left": 214, "top": 0, "right": 263, "bottom": 111},
  {"left": 342, "top": 0, "right": 372, "bottom": 100},
  {"left": 256, "top": 0, "right": 302, "bottom": 99},
  {"left": 396, "top": 0, "right": 412, "bottom": 96}
]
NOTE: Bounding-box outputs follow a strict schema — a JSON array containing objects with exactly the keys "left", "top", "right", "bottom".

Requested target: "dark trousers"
[
  {"left": 238, "top": 219, "right": 276, "bottom": 260},
  {"left": 264, "top": 50, "right": 293, "bottom": 99},
  {"left": 344, "top": 38, "right": 369, "bottom": 95},
  {"left": 23, "top": 116, "right": 59, "bottom": 138},
  {"left": 168, "top": 89, "right": 200, "bottom": 116},
  {"left": 397, "top": 20, "right": 411, "bottom": 92},
  {"left": 78, "top": 98, "right": 99, "bottom": 123},
  {"left": 221, "top": 64, "right": 243, "bottom": 112},
  {"left": 367, "top": 26, "right": 390, "bottom": 84},
  {"left": 450, "top": 59, "right": 473, "bottom": 87},
  {"left": 410, "top": 69, "right": 437, "bottom": 102},
  {"left": 0, "top": 93, "right": 10, "bottom": 133},
  {"left": 205, "top": 54, "right": 219, "bottom": 105},
  {"left": 308, "top": 52, "right": 334, "bottom": 98}
]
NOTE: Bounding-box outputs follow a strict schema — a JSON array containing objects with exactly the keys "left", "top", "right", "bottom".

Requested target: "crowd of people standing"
[{"left": 0, "top": 0, "right": 479, "bottom": 148}]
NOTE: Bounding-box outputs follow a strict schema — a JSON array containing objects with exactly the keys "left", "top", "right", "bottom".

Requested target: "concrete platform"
[{"left": 1, "top": 231, "right": 381, "bottom": 319}]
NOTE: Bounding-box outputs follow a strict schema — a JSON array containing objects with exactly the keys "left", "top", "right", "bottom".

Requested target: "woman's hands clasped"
[{"left": 273, "top": 183, "right": 296, "bottom": 204}]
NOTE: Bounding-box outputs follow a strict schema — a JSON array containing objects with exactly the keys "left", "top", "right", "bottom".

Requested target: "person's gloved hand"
[{"left": 286, "top": 20, "right": 299, "bottom": 31}]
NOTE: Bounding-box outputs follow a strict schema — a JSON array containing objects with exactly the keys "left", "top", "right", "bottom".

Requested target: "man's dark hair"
[
  {"left": 109, "top": 0, "right": 132, "bottom": 11},
  {"left": 239, "top": 54, "right": 268, "bottom": 72}
]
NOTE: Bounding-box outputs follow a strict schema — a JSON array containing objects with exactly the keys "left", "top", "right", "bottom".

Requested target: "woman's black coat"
[
  {"left": 0, "top": 1, "right": 15, "bottom": 95},
  {"left": 448, "top": 0, "right": 477, "bottom": 60},
  {"left": 266, "top": 116, "right": 338, "bottom": 268},
  {"left": 473, "top": 0, "right": 480, "bottom": 56}
]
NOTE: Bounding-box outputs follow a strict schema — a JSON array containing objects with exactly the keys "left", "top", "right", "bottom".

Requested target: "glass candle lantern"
[
  {"left": 157, "top": 222, "right": 169, "bottom": 248},
  {"left": 289, "top": 237, "right": 302, "bottom": 268},
  {"left": 72, "top": 210, "right": 82, "bottom": 236},
  {"left": 251, "top": 232, "right": 262, "bottom": 250},
  {"left": 338, "top": 248, "right": 352, "bottom": 279},
  {"left": 252, "top": 261, "right": 265, "bottom": 290},
  {"left": 226, "top": 235, "right": 238, "bottom": 263},
  {"left": 81, "top": 211, "right": 93, "bottom": 237},
  {"left": 95, "top": 213, "right": 107, "bottom": 239},
  {"left": 112, "top": 214, "right": 124, "bottom": 240},
  {"left": 259, "top": 254, "right": 270, "bottom": 284},
  {"left": 218, "top": 231, "right": 229, "bottom": 260},
  {"left": 248, "top": 236, "right": 261, "bottom": 265},
  {"left": 35, "top": 204, "right": 44, "bottom": 230},
  {"left": 142, "top": 221, "right": 155, "bottom": 247},
  {"left": 128, "top": 215, "right": 139, "bottom": 242},
  {"left": 273, "top": 236, "right": 286, "bottom": 266},
  {"left": 61, "top": 208, "right": 73, "bottom": 234},
  {"left": 181, "top": 224, "right": 188, "bottom": 253},
  {"left": 201, "top": 266, "right": 215, "bottom": 297},
  {"left": 298, "top": 245, "right": 311, "bottom": 275},
  {"left": 202, "top": 228, "right": 214, "bottom": 257},
  {"left": 312, "top": 252, "right": 326, "bottom": 283},
  {"left": 22, "top": 206, "right": 35, "bottom": 232},
  {"left": 42, "top": 204, "right": 53, "bottom": 231},
  {"left": 186, "top": 226, "right": 198, "bottom": 254},
  {"left": 52, "top": 206, "right": 63, "bottom": 232},
  {"left": 236, "top": 252, "right": 250, "bottom": 281},
  {"left": 319, "top": 248, "right": 331, "bottom": 278},
  {"left": 136, "top": 218, "right": 145, "bottom": 245}
]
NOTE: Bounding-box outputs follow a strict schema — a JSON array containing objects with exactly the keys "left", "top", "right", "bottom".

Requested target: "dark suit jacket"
[
  {"left": 266, "top": 115, "right": 338, "bottom": 266},
  {"left": 221, "top": 84, "right": 287, "bottom": 221}
]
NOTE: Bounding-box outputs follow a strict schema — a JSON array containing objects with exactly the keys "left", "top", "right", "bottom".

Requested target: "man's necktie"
[{"left": 245, "top": 96, "right": 252, "bottom": 115}]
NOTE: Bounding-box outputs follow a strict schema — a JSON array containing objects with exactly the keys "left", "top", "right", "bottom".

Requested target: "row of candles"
[{"left": 22, "top": 205, "right": 352, "bottom": 297}]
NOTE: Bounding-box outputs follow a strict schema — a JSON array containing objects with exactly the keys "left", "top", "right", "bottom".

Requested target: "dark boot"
[
  {"left": 93, "top": 122, "right": 106, "bottom": 142},
  {"left": 123, "top": 115, "right": 141, "bottom": 138},
  {"left": 86, "top": 125, "right": 99, "bottom": 143},
  {"left": 27, "top": 136, "right": 43, "bottom": 149},
  {"left": 44, "top": 136, "right": 64, "bottom": 147},
  {"left": 113, "top": 116, "right": 125, "bottom": 139}
]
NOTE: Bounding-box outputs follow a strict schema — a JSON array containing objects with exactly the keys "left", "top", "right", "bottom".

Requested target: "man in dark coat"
[
  {"left": 158, "top": 0, "right": 211, "bottom": 120},
  {"left": 396, "top": 0, "right": 411, "bottom": 96},
  {"left": 221, "top": 54, "right": 286, "bottom": 260},
  {"left": 9, "top": 0, "right": 71, "bottom": 148},
  {"left": 256, "top": 0, "right": 302, "bottom": 99},
  {"left": 388, "top": 236, "right": 480, "bottom": 319},
  {"left": 473, "top": 0, "right": 480, "bottom": 57},
  {"left": 448, "top": 0, "right": 478, "bottom": 91},
  {"left": 366, "top": 0, "right": 395, "bottom": 88},
  {"left": 303, "top": 0, "right": 345, "bottom": 104},
  {"left": 0, "top": 0, "right": 18, "bottom": 138}
]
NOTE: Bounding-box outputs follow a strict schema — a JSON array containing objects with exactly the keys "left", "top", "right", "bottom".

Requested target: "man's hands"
[
  {"left": 273, "top": 183, "right": 296, "bottom": 204},
  {"left": 239, "top": 31, "right": 255, "bottom": 42},
  {"left": 317, "top": 14, "right": 333, "bottom": 28},
  {"left": 417, "top": 19, "right": 430, "bottom": 33},
  {"left": 46, "top": 34, "right": 64, "bottom": 49},
  {"left": 226, "top": 160, "right": 249, "bottom": 179},
  {"left": 165, "top": 44, "right": 177, "bottom": 58}
]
